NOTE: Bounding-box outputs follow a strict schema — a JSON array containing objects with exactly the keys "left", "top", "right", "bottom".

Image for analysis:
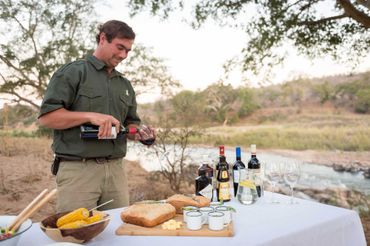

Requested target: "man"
[{"left": 38, "top": 20, "right": 154, "bottom": 212}]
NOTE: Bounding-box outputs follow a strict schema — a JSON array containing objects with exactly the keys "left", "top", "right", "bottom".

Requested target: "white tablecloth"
[{"left": 18, "top": 192, "right": 366, "bottom": 246}]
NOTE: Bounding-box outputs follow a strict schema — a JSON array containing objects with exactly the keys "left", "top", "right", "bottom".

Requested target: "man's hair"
[{"left": 95, "top": 20, "right": 135, "bottom": 44}]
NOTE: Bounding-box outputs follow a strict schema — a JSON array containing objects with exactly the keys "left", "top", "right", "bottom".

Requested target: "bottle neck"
[
  {"left": 219, "top": 146, "right": 225, "bottom": 156},
  {"left": 122, "top": 127, "right": 139, "bottom": 134},
  {"left": 236, "top": 156, "right": 241, "bottom": 161},
  {"left": 199, "top": 171, "right": 206, "bottom": 177}
]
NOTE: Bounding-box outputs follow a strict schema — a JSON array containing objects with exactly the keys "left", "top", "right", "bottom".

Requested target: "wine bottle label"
[
  {"left": 221, "top": 171, "right": 228, "bottom": 179},
  {"left": 252, "top": 169, "right": 261, "bottom": 185},
  {"left": 218, "top": 182, "right": 231, "bottom": 200},
  {"left": 199, "top": 184, "right": 213, "bottom": 200},
  {"left": 233, "top": 170, "right": 240, "bottom": 183}
]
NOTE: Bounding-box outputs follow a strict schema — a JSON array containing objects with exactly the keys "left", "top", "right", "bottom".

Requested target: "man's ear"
[{"left": 99, "top": 32, "right": 107, "bottom": 44}]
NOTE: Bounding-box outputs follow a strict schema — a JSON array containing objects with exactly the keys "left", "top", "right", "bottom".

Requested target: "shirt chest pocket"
[
  {"left": 119, "top": 94, "right": 133, "bottom": 120},
  {"left": 73, "top": 87, "right": 104, "bottom": 113}
]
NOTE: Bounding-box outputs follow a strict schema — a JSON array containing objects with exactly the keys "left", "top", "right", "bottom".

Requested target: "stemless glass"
[
  {"left": 264, "top": 162, "right": 282, "bottom": 204},
  {"left": 283, "top": 162, "right": 301, "bottom": 204}
]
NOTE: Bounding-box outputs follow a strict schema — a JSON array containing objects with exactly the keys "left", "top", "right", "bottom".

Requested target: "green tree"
[
  {"left": 237, "top": 87, "right": 258, "bottom": 118},
  {"left": 0, "top": 0, "right": 179, "bottom": 110},
  {"left": 355, "top": 88, "right": 370, "bottom": 113},
  {"left": 128, "top": 0, "right": 370, "bottom": 73},
  {"left": 334, "top": 80, "right": 369, "bottom": 108},
  {"left": 0, "top": 0, "right": 97, "bottom": 109},
  {"left": 170, "top": 90, "right": 205, "bottom": 127},
  {"left": 204, "top": 81, "right": 240, "bottom": 125},
  {"left": 313, "top": 81, "right": 336, "bottom": 104}
]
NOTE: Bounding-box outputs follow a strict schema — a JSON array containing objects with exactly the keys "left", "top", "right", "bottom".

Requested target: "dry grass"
[
  {"left": 191, "top": 107, "right": 370, "bottom": 151},
  {"left": 0, "top": 136, "right": 189, "bottom": 222}
]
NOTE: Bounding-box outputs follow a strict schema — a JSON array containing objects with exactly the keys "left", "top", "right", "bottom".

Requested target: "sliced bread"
[
  {"left": 166, "top": 194, "right": 210, "bottom": 213},
  {"left": 120, "top": 203, "right": 176, "bottom": 227}
]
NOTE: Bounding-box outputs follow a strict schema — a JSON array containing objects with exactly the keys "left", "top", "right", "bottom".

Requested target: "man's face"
[{"left": 99, "top": 33, "right": 134, "bottom": 69}]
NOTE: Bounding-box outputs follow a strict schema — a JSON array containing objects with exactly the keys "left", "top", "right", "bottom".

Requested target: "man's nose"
[{"left": 118, "top": 50, "right": 128, "bottom": 59}]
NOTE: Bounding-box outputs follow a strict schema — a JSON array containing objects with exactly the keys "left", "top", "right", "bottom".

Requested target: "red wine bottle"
[
  {"left": 233, "top": 146, "right": 245, "bottom": 197},
  {"left": 80, "top": 124, "right": 139, "bottom": 139},
  {"left": 198, "top": 155, "right": 214, "bottom": 179},
  {"left": 80, "top": 125, "right": 155, "bottom": 145},
  {"left": 248, "top": 144, "right": 262, "bottom": 197},
  {"left": 216, "top": 146, "right": 231, "bottom": 202},
  {"left": 195, "top": 169, "right": 213, "bottom": 200}
]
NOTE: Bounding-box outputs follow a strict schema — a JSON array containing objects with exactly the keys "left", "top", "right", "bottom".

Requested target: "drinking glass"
[
  {"left": 283, "top": 162, "right": 301, "bottom": 204},
  {"left": 264, "top": 162, "right": 282, "bottom": 204}
]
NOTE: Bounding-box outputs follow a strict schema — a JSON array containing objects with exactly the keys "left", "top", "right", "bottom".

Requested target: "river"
[{"left": 126, "top": 143, "right": 370, "bottom": 195}]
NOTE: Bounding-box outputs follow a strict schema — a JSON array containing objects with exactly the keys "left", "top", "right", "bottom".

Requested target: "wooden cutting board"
[{"left": 115, "top": 214, "right": 234, "bottom": 237}]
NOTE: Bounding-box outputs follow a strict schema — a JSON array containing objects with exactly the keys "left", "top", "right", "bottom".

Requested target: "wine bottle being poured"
[{"left": 80, "top": 124, "right": 155, "bottom": 146}]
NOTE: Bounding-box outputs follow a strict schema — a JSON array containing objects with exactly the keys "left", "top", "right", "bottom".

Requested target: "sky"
[
  {"left": 97, "top": 0, "right": 370, "bottom": 103},
  {"left": 0, "top": 0, "right": 369, "bottom": 107}
]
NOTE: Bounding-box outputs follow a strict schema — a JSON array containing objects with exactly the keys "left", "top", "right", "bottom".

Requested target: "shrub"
[{"left": 355, "top": 88, "right": 370, "bottom": 113}]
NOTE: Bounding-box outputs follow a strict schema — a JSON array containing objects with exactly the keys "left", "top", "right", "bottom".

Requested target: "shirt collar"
[
  {"left": 87, "top": 55, "right": 105, "bottom": 70},
  {"left": 86, "top": 55, "right": 122, "bottom": 78}
]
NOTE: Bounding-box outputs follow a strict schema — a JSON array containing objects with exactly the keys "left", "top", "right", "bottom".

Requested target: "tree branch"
[
  {"left": 338, "top": 0, "right": 370, "bottom": 28},
  {"left": 6, "top": 89, "right": 40, "bottom": 109},
  {"left": 298, "top": 14, "right": 347, "bottom": 25},
  {"left": 357, "top": 0, "right": 370, "bottom": 9},
  {"left": 0, "top": 55, "right": 38, "bottom": 85}
]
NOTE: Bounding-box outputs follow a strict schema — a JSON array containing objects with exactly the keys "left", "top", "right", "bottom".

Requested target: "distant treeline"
[
  {"left": 1, "top": 71, "right": 370, "bottom": 129},
  {"left": 140, "top": 71, "right": 370, "bottom": 126}
]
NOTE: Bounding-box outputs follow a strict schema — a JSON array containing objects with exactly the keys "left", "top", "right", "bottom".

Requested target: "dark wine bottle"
[
  {"left": 198, "top": 155, "right": 214, "bottom": 179},
  {"left": 248, "top": 144, "right": 262, "bottom": 197},
  {"left": 216, "top": 146, "right": 231, "bottom": 202},
  {"left": 233, "top": 146, "right": 246, "bottom": 197},
  {"left": 195, "top": 169, "right": 213, "bottom": 200},
  {"left": 216, "top": 146, "right": 226, "bottom": 178},
  {"left": 80, "top": 124, "right": 155, "bottom": 145},
  {"left": 80, "top": 124, "right": 139, "bottom": 139}
]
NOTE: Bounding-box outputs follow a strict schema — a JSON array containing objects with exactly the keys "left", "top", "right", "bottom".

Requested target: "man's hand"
[
  {"left": 38, "top": 109, "right": 120, "bottom": 137},
  {"left": 127, "top": 124, "right": 156, "bottom": 146},
  {"left": 88, "top": 113, "right": 120, "bottom": 139},
  {"left": 138, "top": 125, "right": 155, "bottom": 141}
]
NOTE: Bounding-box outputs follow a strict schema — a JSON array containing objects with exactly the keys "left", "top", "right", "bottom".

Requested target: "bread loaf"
[
  {"left": 120, "top": 203, "right": 176, "bottom": 227},
  {"left": 166, "top": 194, "right": 210, "bottom": 213}
]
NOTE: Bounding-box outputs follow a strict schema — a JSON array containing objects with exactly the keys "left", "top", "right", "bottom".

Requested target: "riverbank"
[
  {"left": 190, "top": 143, "right": 370, "bottom": 169},
  {"left": 266, "top": 149, "right": 370, "bottom": 167}
]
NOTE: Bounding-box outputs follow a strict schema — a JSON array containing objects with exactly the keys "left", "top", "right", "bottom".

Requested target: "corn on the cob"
[
  {"left": 56, "top": 208, "right": 89, "bottom": 228},
  {"left": 59, "top": 220, "right": 87, "bottom": 229},
  {"left": 85, "top": 213, "right": 103, "bottom": 224}
]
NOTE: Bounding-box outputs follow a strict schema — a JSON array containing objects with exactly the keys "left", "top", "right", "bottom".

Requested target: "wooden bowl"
[{"left": 40, "top": 211, "right": 110, "bottom": 244}]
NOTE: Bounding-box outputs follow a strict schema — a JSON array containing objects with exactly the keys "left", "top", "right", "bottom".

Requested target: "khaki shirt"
[{"left": 39, "top": 55, "right": 141, "bottom": 158}]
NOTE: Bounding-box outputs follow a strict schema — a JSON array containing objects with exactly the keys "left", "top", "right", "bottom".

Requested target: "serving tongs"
[{"left": 8, "top": 188, "right": 57, "bottom": 232}]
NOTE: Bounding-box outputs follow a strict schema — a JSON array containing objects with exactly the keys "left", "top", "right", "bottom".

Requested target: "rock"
[
  {"left": 294, "top": 187, "right": 369, "bottom": 209},
  {"left": 295, "top": 191, "right": 314, "bottom": 201},
  {"left": 348, "top": 166, "right": 360, "bottom": 174},
  {"left": 333, "top": 164, "right": 345, "bottom": 172},
  {"left": 363, "top": 168, "right": 370, "bottom": 179}
]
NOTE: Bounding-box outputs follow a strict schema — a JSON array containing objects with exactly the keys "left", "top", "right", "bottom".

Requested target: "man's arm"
[{"left": 38, "top": 108, "right": 120, "bottom": 138}]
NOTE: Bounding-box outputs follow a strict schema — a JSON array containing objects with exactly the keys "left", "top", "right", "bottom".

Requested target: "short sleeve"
[{"left": 39, "top": 63, "right": 81, "bottom": 117}]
